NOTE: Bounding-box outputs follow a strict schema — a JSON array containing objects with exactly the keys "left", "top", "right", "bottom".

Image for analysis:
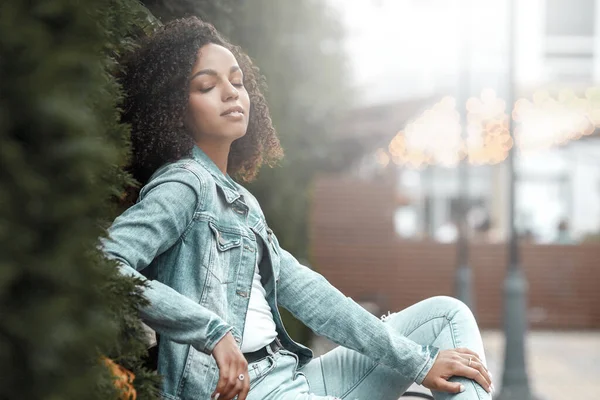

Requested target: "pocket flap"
[{"left": 209, "top": 222, "right": 242, "bottom": 251}]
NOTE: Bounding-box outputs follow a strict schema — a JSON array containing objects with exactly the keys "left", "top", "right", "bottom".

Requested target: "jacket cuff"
[
  {"left": 201, "top": 325, "right": 234, "bottom": 354},
  {"left": 414, "top": 345, "right": 440, "bottom": 385}
]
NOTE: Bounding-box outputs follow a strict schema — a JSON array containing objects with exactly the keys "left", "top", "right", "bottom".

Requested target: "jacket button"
[{"left": 218, "top": 236, "right": 226, "bottom": 245}]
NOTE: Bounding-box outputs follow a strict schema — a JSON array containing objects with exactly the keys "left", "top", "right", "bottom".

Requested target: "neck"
[{"left": 195, "top": 140, "right": 231, "bottom": 175}]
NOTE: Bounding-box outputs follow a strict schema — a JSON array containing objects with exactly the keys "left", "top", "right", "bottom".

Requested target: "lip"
[{"left": 220, "top": 105, "right": 245, "bottom": 116}]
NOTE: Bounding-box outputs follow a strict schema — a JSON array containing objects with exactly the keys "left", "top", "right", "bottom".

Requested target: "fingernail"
[
  {"left": 459, "top": 384, "right": 466, "bottom": 393},
  {"left": 213, "top": 394, "right": 220, "bottom": 400},
  {"left": 491, "top": 384, "right": 496, "bottom": 393},
  {"left": 489, "top": 371, "right": 493, "bottom": 379}
]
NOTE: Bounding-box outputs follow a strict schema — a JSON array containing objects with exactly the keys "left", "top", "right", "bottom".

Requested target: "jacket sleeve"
[
  {"left": 276, "top": 248, "right": 439, "bottom": 384},
  {"left": 99, "top": 165, "right": 232, "bottom": 354}
]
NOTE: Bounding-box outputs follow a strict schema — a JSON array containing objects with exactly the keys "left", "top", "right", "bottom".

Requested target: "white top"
[{"left": 240, "top": 236, "right": 278, "bottom": 353}]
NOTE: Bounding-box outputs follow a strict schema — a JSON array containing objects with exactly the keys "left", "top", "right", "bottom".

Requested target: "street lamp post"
[
  {"left": 455, "top": 161, "right": 473, "bottom": 311},
  {"left": 497, "top": 0, "right": 536, "bottom": 398},
  {"left": 455, "top": 0, "right": 474, "bottom": 313}
]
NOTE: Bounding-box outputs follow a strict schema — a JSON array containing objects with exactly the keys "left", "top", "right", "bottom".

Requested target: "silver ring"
[
  {"left": 238, "top": 374, "right": 245, "bottom": 381},
  {"left": 468, "top": 357, "right": 472, "bottom": 367}
]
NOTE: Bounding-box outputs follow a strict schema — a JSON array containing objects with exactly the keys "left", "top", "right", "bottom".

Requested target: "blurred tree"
[
  {"left": 0, "top": 0, "right": 161, "bottom": 398},
  {"left": 142, "top": 0, "right": 238, "bottom": 33}
]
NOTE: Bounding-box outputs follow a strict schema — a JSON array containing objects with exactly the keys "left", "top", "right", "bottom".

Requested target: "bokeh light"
[
  {"left": 375, "top": 148, "right": 390, "bottom": 167},
  {"left": 466, "top": 88, "right": 512, "bottom": 165},
  {"left": 388, "top": 96, "right": 463, "bottom": 169},
  {"left": 514, "top": 89, "right": 598, "bottom": 154},
  {"left": 378, "top": 87, "right": 600, "bottom": 169}
]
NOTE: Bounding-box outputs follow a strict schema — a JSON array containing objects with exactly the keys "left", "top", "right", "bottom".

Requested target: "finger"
[
  {"left": 236, "top": 378, "right": 246, "bottom": 400},
  {"left": 223, "top": 378, "right": 244, "bottom": 400},
  {"left": 472, "top": 361, "right": 493, "bottom": 389},
  {"left": 221, "top": 374, "right": 241, "bottom": 400},
  {"left": 459, "top": 356, "right": 492, "bottom": 387},
  {"left": 223, "top": 369, "right": 247, "bottom": 400},
  {"left": 227, "top": 363, "right": 248, "bottom": 400},
  {"left": 455, "top": 348, "right": 483, "bottom": 363},
  {"left": 458, "top": 365, "right": 492, "bottom": 393},
  {"left": 214, "top": 372, "right": 233, "bottom": 400},
  {"left": 460, "top": 354, "right": 487, "bottom": 372},
  {"left": 238, "top": 370, "right": 250, "bottom": 400},
  {"left": 434, "top": 378, "right": 465, "bottom": 394},
  {"left": 212, "top": 369, "right": 229, "bottom": 399}
]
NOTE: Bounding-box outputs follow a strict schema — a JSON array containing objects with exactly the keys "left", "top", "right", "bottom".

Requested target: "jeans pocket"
[
  {"left": 278, "top": 350, "right": 309, "bottom": 387},
  {"left": 248, "top": 356, "right": 276, "bottom": 392}
]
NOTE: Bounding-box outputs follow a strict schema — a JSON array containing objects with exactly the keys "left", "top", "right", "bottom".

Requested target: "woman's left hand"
[{"left": 422, "top": 347, "right": 493, "bottom": 394}]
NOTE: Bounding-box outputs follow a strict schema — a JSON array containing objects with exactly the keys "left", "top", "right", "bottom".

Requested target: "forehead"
[{"left": 193, "top": 43, "right": 239, "bottom": 72}]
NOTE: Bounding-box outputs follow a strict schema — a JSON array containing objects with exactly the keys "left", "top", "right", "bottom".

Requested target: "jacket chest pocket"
[{"left": 208, "top": 222, "right": 242, "bottom": 284}]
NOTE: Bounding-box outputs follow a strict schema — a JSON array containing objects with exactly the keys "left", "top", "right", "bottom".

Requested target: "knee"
[
  {"left": 380, "top": 296, "right": 474, "bottom": 324},
  {"left": 425, "top": 295, "right": 473, "bottom": 320}
]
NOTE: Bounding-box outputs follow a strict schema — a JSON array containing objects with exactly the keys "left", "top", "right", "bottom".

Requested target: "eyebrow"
[{"left": 190, "top": 65, "right": 242, "bottom": 80}]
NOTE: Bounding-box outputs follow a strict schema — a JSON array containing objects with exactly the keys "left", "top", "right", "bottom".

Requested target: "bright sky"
[{"left": 326, "top": 0, "right": 542, "bottom": 105}]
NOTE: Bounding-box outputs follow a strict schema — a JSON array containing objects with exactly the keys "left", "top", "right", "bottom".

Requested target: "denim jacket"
[{"left": 100, "top": 146, "right": 438, "bottom": 400}]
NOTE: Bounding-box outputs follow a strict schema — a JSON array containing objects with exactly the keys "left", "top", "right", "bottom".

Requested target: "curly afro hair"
[{"left": 119, "top": 16, "right": 283, "bottom": 186}]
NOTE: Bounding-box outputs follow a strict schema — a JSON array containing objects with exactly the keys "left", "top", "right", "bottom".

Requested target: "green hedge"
[{"left": 0, "top": 0, "right": 160, "bottom": 398}]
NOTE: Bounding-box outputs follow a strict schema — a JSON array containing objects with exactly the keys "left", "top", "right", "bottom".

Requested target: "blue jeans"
[{"left": 246, "top": 296, "right": 491, "bottom": 399}]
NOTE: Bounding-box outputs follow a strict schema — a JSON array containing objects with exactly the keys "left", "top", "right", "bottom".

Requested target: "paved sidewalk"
[
  {"left": 480, "top": 330, "right": 599, "bottom": 400},
  {"left": 311, "top": 330, "right": 600, "bottom": 399}
]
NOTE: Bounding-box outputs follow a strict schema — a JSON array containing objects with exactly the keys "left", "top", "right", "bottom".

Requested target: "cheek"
[
  {"left": 241, "top": 91, "right": 251, "bottom": 124},
  {"left": 188, "top": 94, "right": 217, "bottom": 125},
  {"left": 241, "top": 90, "right": 251, "bottom": 110}
]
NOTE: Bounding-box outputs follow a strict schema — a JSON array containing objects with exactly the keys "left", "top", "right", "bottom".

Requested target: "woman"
[{"left": 102, "top": 17, "right": 493, "bottom": 400}]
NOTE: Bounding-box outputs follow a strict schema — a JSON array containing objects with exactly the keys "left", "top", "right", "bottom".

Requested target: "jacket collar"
[{"left": 191, "top": 146, "right": 241, "bottom": 204}]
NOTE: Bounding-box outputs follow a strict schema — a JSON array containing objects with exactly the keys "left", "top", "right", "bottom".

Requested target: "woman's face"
[{"left": 187, "top": 43, "right": 250, "bottom": 144}]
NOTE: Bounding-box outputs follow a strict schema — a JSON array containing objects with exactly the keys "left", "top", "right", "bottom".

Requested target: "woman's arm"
[
  {"left": 276, "top": 248, "right": 438, "bottom": 384},
  {"left": 100, "top": 165, "right": 232, "bottom": 355}
]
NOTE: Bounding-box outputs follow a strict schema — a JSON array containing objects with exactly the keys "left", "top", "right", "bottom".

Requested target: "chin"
[{"left": 224, "top": 127, "right": 247, "bottom": 141}]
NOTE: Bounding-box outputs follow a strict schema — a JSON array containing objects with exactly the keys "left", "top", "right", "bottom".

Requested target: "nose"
[{"left": 223, "top": 82, "right": 239, "bottom": 102}]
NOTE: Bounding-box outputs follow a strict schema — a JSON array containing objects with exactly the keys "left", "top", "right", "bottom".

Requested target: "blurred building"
[
  {"left": 309, "top": 0, "right": 600, "bottom": 329},
  {"left": 327, "top": 0, "right": 600, "bottom": 244},
  {"left": 545, "top": 0, "right": 596, "bottom": 83}
]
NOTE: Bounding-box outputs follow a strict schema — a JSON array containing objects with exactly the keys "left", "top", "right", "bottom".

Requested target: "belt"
[{"left": 243, "top": 337, "right": 283, "bottom": 364}]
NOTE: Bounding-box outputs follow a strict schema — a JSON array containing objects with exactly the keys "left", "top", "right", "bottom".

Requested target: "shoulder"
[{"left": 141, "top": 159, "right": 212, "bottom": 201}]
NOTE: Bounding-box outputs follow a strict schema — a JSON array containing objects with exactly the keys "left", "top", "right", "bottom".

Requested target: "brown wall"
[{"left": 309, "top": 176, "right": 600, "bottom": 329}]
